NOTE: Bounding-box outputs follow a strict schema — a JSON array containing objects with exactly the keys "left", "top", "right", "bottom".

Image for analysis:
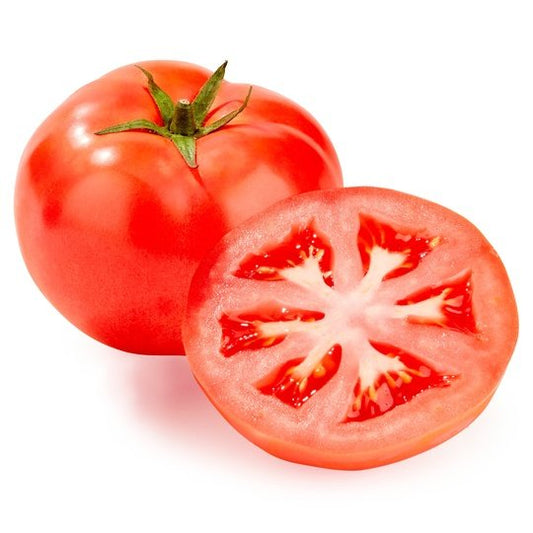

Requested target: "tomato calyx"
[{"left": 95, "top": 61, "right": 252, "bottom": 168}]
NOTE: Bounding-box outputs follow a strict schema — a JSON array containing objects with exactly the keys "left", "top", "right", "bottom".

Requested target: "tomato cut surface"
[{"left": 183, "top": 187, "right": 518, "bottom": 470}]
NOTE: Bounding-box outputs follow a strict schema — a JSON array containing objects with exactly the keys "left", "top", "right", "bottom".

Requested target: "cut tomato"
[{"left": 183, "top": 187, "right": 518, "bottom": 469}]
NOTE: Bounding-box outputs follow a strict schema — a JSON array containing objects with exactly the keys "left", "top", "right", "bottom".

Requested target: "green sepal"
[
  {"left": 192, "top": 61, "right": 227, "bottom": 126},
  {"left": 136, "top": 66, "right": 175, "bottom": 126},
  {"left": 95, "top": 119, "right": 170, "bottom": 137},
  {"left": 197, "top": 86, "right": 252, "bottom": 137},
  {"left": 171, "top": 135, "right": 197, "bottom": 168}
]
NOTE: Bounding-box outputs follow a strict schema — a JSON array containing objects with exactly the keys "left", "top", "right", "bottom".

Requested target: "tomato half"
[
  {"left": 14, "top": 61, "right": 342, "bottom": 354},
  {"left": 183, "top": 187, "right": 518, "bottom": 469}
]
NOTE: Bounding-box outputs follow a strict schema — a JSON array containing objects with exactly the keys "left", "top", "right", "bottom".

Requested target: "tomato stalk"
[
  {"left": 170, "top": 99, "right": 196, "bottom": 136},
  {"left": 95, "top": 61, "right": 252, "bottom": 168}
]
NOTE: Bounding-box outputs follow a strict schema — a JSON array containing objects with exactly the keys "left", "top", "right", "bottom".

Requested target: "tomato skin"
[
  {"left": 14, "top": 61, "right": 342, "bottom": 354},
  {"left": 183, "top": 187, "right": 518, "bottom": 469}
]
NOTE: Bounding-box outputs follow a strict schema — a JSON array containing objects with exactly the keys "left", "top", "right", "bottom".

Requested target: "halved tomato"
[{"left": 183, "top": 187, "right": 518, "bottom": 469}]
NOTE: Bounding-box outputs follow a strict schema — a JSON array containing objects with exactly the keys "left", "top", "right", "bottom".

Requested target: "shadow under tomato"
[{"left": 118, "top": 353, "right": 269, "bottom": 465}]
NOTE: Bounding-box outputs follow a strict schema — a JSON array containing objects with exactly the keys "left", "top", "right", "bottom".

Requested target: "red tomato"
[
  {"left": 14, "top": 61, "right": 342, "bottom": 354},
  {"left": 183, "top": 187, "right": 518, "bottom": 469}
]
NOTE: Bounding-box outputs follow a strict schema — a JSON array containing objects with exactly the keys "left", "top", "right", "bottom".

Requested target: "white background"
[{"left": 1, "top": 1, "right": 532, "bottom": 531}]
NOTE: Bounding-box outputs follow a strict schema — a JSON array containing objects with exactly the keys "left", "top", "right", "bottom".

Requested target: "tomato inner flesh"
[
  {"left": 221, "top": 216, "right": 476, "bottom": 421},
  {"left": 257, "top": 345, "right": 342, "bottom": 408},
  {"left": 395, "top": 272, "right": 477, "bottom": 333},
  {"left": 234, "top": 221, "right": 334, "bottom": 289},
  {"left": 346, "top": 342, "right": 456, "bottom": 422},
  {"left": 357, "top": 214, "right": 439, "bottom": 280},
  {"left": 220, "top": 305, "right": 325, "bottom": 357}
]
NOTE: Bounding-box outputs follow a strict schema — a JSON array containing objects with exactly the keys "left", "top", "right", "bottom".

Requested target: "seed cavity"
[
  {"left": 257, "top": 345, "right": 342, "bottom": 408},
  {"left": 395, "top": 271, "right": 476, "bottom": 334},
  {"left": 345, "top": 342, "right": 457, "bottom": 423},
  {"left": 233, "top": 221, "right": 334, "bottom": 290}
]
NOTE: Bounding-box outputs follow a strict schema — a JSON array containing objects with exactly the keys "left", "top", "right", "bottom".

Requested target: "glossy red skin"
[
  {"left": 183, "top": 187, "right": 519, "bottom": 470},
  {"left": 14, "top": 61, "right": 342, "bottom": 354}
]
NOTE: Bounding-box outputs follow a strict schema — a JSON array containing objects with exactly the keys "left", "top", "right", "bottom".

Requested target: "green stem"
[
  {"left": 94, "top": 61, "right": 252, "bottom": 169},
  {"left": 170, "top": 99, "right": 196, "bottom": 136}
]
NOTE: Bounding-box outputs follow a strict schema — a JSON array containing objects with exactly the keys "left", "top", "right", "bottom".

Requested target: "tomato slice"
[{"left": 183, "top": 187, "right": 518, "bottom": 470}]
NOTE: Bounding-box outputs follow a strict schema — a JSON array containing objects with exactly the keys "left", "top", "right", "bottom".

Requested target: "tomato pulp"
[
  {"left": 183, "top": 187, "right": 518, "bottom": 469},
  {"left": 15, "top": 61, "right": 342, "bottom": 354}
]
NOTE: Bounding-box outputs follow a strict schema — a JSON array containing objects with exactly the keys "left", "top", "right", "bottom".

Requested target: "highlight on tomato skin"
[{"left": 183, "top": 186, "right": 519, "bottom": 470}]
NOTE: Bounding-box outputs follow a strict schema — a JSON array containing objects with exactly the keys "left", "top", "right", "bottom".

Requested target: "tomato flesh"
[
  {"left": 257, "top": 345, "right": 342, "bottom": 409},
  {"left": 183, "top": 187, "right": 518, "bottom": 469},
  {"left": 235, "top": 222, "right": 334, "bottom": 287},
  {"left": 345, "top": 342, "right": 456, "bottom": 423},
  {"left": 222, "top": 215, "right": 465, "bottom": 421},
  {"left": 396, "top": 272, "right": 476, "bottom": 334},
  {"left": 220, "top": 305, "right": 325, "bottom": 357},
  {"left": 357, "top": 213, "right": 436, "bottom": 280}
]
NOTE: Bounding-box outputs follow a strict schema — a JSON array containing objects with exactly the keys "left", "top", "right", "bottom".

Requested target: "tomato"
[
  {"left": 14, "top": 61, "right": 342, "bottom": 354},
  {"left": 183, "top": 187, "right": 518, "bottom": 469}
]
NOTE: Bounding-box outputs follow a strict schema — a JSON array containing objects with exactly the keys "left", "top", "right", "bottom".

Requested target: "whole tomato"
[{"left": 15, "top": 61, "right": 342, "bottom": 354}]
